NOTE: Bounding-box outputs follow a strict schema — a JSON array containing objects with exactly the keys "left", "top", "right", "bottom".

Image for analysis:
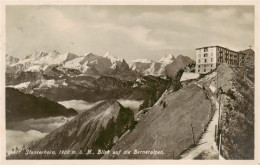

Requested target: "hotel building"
[{"left": 195, "top": 46, "right": 246, "bottom": 74}]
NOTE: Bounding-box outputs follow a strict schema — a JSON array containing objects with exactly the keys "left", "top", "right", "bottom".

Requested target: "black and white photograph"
[{"left": 0, "top": 1, "right": 258, "bottom": 163}]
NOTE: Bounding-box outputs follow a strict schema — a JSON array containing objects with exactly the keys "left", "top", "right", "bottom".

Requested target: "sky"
[{"left": 6, "top": 5, "right": 254, "bottom": 61}]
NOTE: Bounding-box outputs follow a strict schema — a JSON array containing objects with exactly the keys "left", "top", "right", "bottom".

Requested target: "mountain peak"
[
  {"left": 158, "top": 53, "right": 176, "bottom": 64},
  {"left": 176, "top": 54, "right": 185, "bottom": 59},
  {"left": 84, "top": 52, "right": 96, "bottom": 57},
  {"left": 104, "top": 52, "right": 111, "bottom": 57},
  {"left": 6, "top": 54, "right": 19, "bottom": 65},
  {"left": 24, "top": 51, "right": 48, "bottom": 60},
  {"left": 48, "top": 50, "right": 60, "bottom": 58},
  {"left": 104, "top": 52, "right": 124, "bottom": 63}
]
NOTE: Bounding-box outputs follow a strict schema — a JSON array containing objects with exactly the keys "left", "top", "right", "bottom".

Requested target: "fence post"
[
  {"left": 215, "top": 125, "right": 217, "bottom": 142},
  {"left": 218, "top": 133, "right": 222, "bottom": 152},
  {"left": 191, "top": 123, "right": 195, "bottom": 145}
]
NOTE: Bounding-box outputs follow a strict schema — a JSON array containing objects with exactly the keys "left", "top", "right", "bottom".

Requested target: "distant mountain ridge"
[
  {"left": 6, "top": 51, "right": 138, "bottom": 81},
  {"left": 6, "top": 87, "right": 78, "bottom": 123},
  {"left": 6, "top": 51, "right": 193, "bottom": 80},
  {"left": 5, "top": 51, "right": 193, "bottom": 109},
  {"left": 6, "top": 55, "right": 19, "bottom": 65},
  {"left": 128, "top": 53, "right": 180, "bottom": 77}
]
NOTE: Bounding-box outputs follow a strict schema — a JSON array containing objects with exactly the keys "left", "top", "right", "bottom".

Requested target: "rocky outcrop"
[{"left": 165, "top": 55, "right": 194, "bottom": 78}]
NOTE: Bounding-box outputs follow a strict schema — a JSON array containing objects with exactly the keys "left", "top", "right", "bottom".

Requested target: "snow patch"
[
  {"left": 209, "top": 81, "right": 217, "bottom": 93},
  {"left": 198, "top": 72, "right": 217, "bottom": 83},
  {"left": 7, "top": 82, "right": 30, "bottom": 89},
  {"left": 158, "top": 53, "right": 175, "bottom": 65},
  {"left": 180, "top": 72, "right": 200, "bottom": 82},
  {"left": 39, "top": 79, "right": 58, "bottom": 88},
  {"left": 136, "top": 77, "right": 145, "bottom": 84},
  {"left": 62, "top": 81, "right": 68, "bottom": 86},
  {"left": 131, "top": 59, "right": 153, "bottom": 63},
  {"left": 104, "top": 52, "right": 124, "bottom": 63}
]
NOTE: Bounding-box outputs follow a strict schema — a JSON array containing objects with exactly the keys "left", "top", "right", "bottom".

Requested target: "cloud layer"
[{"left": 6, "top": 5, "right": 254, "bottom": 60}]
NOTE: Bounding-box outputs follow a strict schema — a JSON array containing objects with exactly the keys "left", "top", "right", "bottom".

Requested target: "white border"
[{"left": 0, "top": 0, "right": 259, "bottom": 165}]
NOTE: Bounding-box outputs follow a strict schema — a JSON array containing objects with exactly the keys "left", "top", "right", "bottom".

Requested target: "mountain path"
[{"left": 181, "top": 84, "right": 221, "bottom": 159}]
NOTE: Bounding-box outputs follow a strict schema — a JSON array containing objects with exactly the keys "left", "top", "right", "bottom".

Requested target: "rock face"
[
  {"left": 6, "top": 87, "right": 78, "bottom": 123},
  {"left": 11, "top": 100, "right": 135, "bottom": 159},
  {"left": 165, "top": 55, "right": 194, "bottom": 78},
  {"left": 102, "top": 84, "right": 213, "bottom": 159}
]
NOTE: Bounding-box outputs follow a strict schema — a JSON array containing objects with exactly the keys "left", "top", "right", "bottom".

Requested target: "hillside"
[
  {"left": 102, "top": 84, "right": 213, "bottom": 159},
  {"left": 8, "top": 100, "right": 135, "bottom": 159},
  {"left": 6, "top": 88, "right": 78, "bottom": 123},
  {"left": 217, "top": 64, "right": 254, "bottom": 159},
  {"left": 183, "top": 63, "right": 254, "bottom": 159}
]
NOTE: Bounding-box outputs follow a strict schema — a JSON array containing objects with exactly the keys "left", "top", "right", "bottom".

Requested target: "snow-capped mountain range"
[
  {"left": 6, "top": 55, "right": 19, "bottom": 65},
  {"left": 6, "top": 50, "right": 193, "bottom": 80},
  {"left": 128, "top": 54, "right": 176, "bottom": 76}
]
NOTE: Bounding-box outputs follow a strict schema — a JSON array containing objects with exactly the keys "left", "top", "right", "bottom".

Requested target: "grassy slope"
[{"left": 103, "top": 84, "right": 212, "bottom": 159}]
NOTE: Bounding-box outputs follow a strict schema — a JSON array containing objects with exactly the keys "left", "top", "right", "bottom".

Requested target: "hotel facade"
[{"left": 195, "top": 46, "right": 246, "bottom": 74}]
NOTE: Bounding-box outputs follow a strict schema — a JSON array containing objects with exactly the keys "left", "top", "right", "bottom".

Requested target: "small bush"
[
  {"left": 160, "top": 100, "right": 164, "bottom": 105},
  {"left": 163, "top": 102, "right": 167, "bottom": 109},
  {"left": 226, "top": 89, "right": 236, "bottom": 100}
]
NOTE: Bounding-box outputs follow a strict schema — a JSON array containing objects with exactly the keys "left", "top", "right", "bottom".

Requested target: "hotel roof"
[{"left": 196, "top": 45, "right": 246, "bottom": 54}]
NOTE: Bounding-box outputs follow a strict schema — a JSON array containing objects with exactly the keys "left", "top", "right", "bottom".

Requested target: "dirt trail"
[{"left": 181, "top": 89, "right": 221, "bottom": 159}]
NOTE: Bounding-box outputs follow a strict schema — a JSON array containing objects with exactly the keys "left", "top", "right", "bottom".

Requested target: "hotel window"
[
  {"left": 204, "top": 53, "right": 208, "bottom": 57},
  {"left": 205, "top": 59, "right": 207, "bottom": 63},
  {"left": 198, "top": 69, "right": 200, "bottom": 72},
  {"left": 204, "top": 69, "right": 206, "bottom": 72},
  {"left": 198, "top": 65, "right": 200, "bottom": 68},
  {"left": 211, "top": 58, "right": 213, "bottom": 62},
  {"left": 204, "top": 48, "right": 208, "bottom": 52},
  {"left": 198, "top": 59, "right": 200, "bottom": 63},
  {"left": 211, "top": 64, "right": 213, "bottom": 67}
]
